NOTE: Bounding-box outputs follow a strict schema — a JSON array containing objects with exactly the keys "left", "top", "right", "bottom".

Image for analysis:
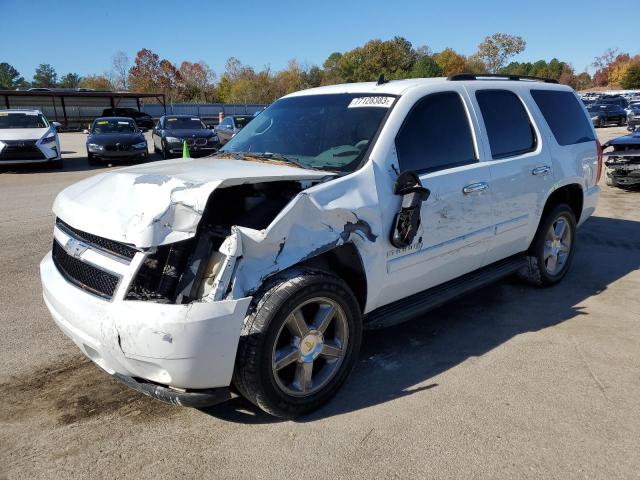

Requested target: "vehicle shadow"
[
  {"left": 0, "top": 152, "right": 162, "bottom": 174},
  {"left": 201, "top": 215, "right": 640, "bottom": 423}
]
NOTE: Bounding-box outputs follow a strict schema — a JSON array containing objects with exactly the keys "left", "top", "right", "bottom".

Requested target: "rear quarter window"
[
  {"left": 476, "top": 89, "right": 536, "bottom": 159},
  {"left": 530, "top": 90, "right": 595, "bottom": 146}
]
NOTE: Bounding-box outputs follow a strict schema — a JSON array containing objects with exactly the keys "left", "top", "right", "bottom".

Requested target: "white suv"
[
  {"left": 0, "top": 109, "right": 62, "bottom": 168},
  {"left": 41, "top": 75, "right": 600, "bottom": 417}
]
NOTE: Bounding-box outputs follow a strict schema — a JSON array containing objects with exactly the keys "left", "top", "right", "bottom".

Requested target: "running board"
[{"left": 364, "top": 255, "right": 528, "bottom": 329}]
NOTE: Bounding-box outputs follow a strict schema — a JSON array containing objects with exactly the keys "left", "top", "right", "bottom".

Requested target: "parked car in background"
[
  {"left": 86, "top": 117, "right": 149, "bottom": 166},
  {"left": 101, "top": 108, "right": 154, "bottom": 129},
  {"left": 625, "top": 102, "right": 640, "bottom": 130},
  {"left": 41, "top": 77, "right": 600, "bottom": 418},
  {"left": 587, "top": 103, "right": 627, "bottom": 127},
  {"left": 598, "top": 95, "right": 629, "bottom": 108},
  {"left": 0, "top": 109, "right": 62, "bottom": 168},
  {"left": 216, "top": 114, "right": 254, "bottom": 145},
  {"left": 603, "top": 128, "right": 640, "bottom": 189},
  {"left": 152, "top": 114, "right": 220, "bottom": 159}
]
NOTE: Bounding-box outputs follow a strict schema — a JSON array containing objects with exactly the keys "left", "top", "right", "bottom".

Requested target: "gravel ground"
[{"left": 0, "top": 127, "right": 638, "bottom": 480}]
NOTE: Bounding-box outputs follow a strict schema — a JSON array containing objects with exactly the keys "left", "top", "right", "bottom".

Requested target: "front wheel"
[
  {"left": 520, "top": 204, "right": 576, "bottom": 287},
  {"left": 233, "top": 269, "right": 362, "bottom": 418}
]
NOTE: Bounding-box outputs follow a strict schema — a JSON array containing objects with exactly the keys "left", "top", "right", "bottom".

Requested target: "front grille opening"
[
  {"left": 126, "top": 239, "right": 195, "bottom": 303},
  {"left": 52, "top": 240, "right": 120, "bottom": 299},
  {"left": 0, "top": 140, "right": 45, "bottom": 161},
  {"left": 56, "top": 218, "right": 139, "bottom": 260}
]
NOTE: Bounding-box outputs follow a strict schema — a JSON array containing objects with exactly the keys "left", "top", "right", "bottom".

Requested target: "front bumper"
[
  {"left": 89, "top": 149, "right": 148, "bottom": 161},
  {"left": 41, "top": 249, "right": 252, "bottom": 391},
  {"left": 167, "top": 143, "right": 218, "bottom": 156}
]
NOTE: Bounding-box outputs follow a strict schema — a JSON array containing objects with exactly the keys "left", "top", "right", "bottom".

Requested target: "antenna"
[{"left": 377, "top": 74, "right": 388, "bottom": 85}]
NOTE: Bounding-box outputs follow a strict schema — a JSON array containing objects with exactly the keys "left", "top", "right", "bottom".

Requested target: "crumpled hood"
[
  {"left": 53, "top": 157, "right": 333, "bottom": 248},
  {"left": 0, "top": 127, "right": 49, "bottom": 141}
]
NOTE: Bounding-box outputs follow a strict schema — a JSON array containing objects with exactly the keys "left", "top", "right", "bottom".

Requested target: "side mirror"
[
  {"left": 83, "top": 129, "right": 89, "bottom": 134},
  {"left": 390, "top": 171, "right": 430, "bottom": 248},
  {"left": 51, "top": 121, "right": 62, "bottom": 130}
]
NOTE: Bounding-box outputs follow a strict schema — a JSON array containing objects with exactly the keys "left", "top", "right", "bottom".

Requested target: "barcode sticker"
[{"left": 348, "top": 96, "right": 395, "bottom": 108}]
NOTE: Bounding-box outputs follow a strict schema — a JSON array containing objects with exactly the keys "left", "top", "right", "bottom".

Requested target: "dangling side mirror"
[{"left": 390, "top": 171, "right": 430, "bottom": 248}]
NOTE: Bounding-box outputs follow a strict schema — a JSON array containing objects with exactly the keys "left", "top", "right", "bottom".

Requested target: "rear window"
[
  {"left": 531, "top": 90, "right": 595, "bottom": 146},
  {"left": 476, "top": 90, "right": 536, "bottom": 159}
]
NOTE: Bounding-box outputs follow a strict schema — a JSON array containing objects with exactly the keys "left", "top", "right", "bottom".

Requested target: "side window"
[
  {"left": 476, "top": 90, "right": 536, "bottom": 159},
  {"left": 530, "top": 90, "right": 595, "bottom": 146},
  {"left": 395, "top": 92, "right": 477, "bottom": 173}
]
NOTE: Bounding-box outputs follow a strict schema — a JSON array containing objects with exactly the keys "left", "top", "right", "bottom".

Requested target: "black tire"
[
  {"left": 599, "top": 117, "right": 605, "bottom": 128},
  {"left": 519, "top": 204, "right": 576, "bottom": 287},
  {"left": 161, "top": 142, "right": 170, "bottom": 160},
  {"left": 233, "top": 268, "right": 362, "bottom": 418}
]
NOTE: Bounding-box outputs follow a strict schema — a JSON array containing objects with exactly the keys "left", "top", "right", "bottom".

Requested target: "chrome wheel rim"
[
  {"left": 271, "top": 297, "right": 349, "bottom": 397},
  {"left": 544, "top": 215, "right": 572, "bottom": 275}
]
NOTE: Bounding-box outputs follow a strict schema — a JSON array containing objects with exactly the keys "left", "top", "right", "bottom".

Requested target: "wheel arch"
[
  {"left": 277, "top": 243, "right": 368, "bottom": 313},
  {"left": 542, "top": 183, "right": 584, "bottom": 225}
]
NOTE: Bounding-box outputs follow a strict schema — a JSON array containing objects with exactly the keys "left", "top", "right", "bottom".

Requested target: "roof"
[
  {"left": 161, "top": 114, "right": 201, "bottom": 118},
  {"left": 0, "top": 108, "right": 43, "bottom": 114},
  {"left": 285, "top": 77, "right": 573, "bottom": 98},
  {"left": 0, "top": 89, "right": 164, "bottom": 99}
]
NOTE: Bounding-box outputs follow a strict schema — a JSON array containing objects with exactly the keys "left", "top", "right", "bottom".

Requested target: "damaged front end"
[
  {"left": 43, "top": 156, "right": 381, "bottom": 401},
  {"left": 603, "top": 131, "right": 640, "bottom": 188}
]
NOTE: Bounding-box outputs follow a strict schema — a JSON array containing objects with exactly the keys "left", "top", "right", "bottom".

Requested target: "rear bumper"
[{"left": 579, "top": 185, "right": 600, "bottom": 226}]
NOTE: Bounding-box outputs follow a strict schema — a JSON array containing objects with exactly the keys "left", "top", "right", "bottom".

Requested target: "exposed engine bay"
[{"left": 126, "top": 180, "right": 308, "bottom": 303}]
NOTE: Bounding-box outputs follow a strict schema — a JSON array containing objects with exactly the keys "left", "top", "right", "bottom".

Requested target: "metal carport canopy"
[{"left": 0, "top": 90, "right": 166, "bottom": 126}]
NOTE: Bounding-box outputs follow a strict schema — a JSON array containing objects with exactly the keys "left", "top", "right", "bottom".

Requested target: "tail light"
[{"left": 596, "top": 139, "right": 603, "bottom": 183}]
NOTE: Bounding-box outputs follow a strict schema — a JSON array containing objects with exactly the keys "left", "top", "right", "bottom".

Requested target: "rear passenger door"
[
  {"left": 468, "top": 88, "right": 553, "bottom": 263},
  {"left": 381, "top": 90, "right": 494, "bottom": 305}
]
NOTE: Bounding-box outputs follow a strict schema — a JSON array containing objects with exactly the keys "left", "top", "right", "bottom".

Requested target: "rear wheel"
[
  {"left": 233, "top": 269, "right": 362, "bottom": 418},
  {"left": 519, "top": 204, "right": 576, "bottom": 287},
  {"left": 161, "top": 142, "right": 169, "bottom": 160}
]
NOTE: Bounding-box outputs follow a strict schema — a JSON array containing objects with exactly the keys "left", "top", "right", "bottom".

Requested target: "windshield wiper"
[{"left": 222, "top": 151, "right": 320, "bottom": 170}]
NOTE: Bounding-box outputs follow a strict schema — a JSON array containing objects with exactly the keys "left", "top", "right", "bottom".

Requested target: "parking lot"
[{"left": 1, "top": 127, "right": 638, "bottom": 479}]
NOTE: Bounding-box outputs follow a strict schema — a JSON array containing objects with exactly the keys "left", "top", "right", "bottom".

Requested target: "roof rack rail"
[{"left": 447, "top": 73, "right": 558, "bottom": 84}]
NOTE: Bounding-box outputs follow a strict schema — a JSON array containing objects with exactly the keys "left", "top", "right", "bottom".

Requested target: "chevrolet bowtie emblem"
[{"left": 64, "top": 238, "right": 89, "bottom": 259}]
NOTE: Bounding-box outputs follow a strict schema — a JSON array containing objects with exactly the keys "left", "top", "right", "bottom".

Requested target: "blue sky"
[{"left": 1, "top": 0, "right": 636, "bottom": 80}]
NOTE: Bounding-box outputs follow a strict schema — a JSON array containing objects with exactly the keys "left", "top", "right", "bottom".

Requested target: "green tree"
[
  {"left": 59, "top": 73, "right": 82, "bottom": 88},
  {"left": 476, "top": 33, "right": 526, "bottom": 73},
  {"left": 621, "top": 61, "right": 640, "bottom": 89},
  {"left": 79, "top": 75, "right": 112, "bottom": 91},
  {"left": 408, "top": 56, "right": 443, "bottom": 78},
  {"left": 32, "top": 63, "right": 58, "bottom": 87},
  {"left": 0, "top": 63, "right": 25, "bottom": 89}
]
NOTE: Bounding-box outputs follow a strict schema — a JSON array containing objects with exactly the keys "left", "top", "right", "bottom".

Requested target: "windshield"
[
  {"left": 165, "top": 117, "right": 205, "bottom": 130},
  {"left": 221, "top": 93, "right": 393, "bottom": 172},
  {"left": 0, "top": 112, "right": 49, "bottom": 129},
  {"left": 92, "top": 119, "right": 137, "bottom": 134},
  {"left": 233, "top": 116, "right": 253, "bottom": 128}
]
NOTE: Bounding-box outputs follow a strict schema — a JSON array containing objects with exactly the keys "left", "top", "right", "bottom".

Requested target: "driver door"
[{"left": 377, "top": 90, "right": 494, "bottom": 307}]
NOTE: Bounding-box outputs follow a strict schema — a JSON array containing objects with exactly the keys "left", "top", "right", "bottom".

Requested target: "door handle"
[
  {"left": 462, "top": 182, "right": 489, "bottom": 194},
  {"left": 532, "top": 165, "right": 551, "bottom": 176}
]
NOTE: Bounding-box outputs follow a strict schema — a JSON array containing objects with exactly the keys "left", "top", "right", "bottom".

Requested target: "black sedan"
[
  {"left": 151, "top": 115, "right": 220, "bottom": 159},
  {"left": 86, "top": 117, "right": 149, "bottom": 165},
  {"left": 101, "top": 108, "right": 155, "bottom": 129},
  {"left": 586, "top": 104, "right": 627, "bottom": 128}
]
